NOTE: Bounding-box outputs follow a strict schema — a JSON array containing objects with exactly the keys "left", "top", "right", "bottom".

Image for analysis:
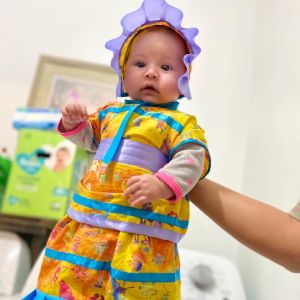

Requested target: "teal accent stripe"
[
  {"left": 99, "top": 106, "right": 183, "bottom": 133},
  {"left": 169, "top": 139, "right": 211, "bottom": 178},
  {"left": 124, "top": 99, "right": 179, "bottom": 110},
  {"left": 43, "top": 248, "right": 180, "bottom": 284},
  {"left": 22, "top": 289, "right": 64, "bottom": 300},
  {"left": 102, "top": 105, "right": 138, "bottom": 164},
  {"left": 169, "top": 139, "right": 209, "bottom": 157},
  {"left": 135, "top": 107, "right": 183, "bottom": 132},
  {"left": 92, "top": 136, "right": 99, "bottom": 147},
  {"left": 111, "top": 267, "right": 180, "bottom": 283},
  {"left": 99, "top": 106, "right": 129, "bottom": 121},
  {"left": 45, "top": 248, "right": 111, "bottom": 271},
  {"left": 73, "top": 193, "right": 188, "bottom": 229}
]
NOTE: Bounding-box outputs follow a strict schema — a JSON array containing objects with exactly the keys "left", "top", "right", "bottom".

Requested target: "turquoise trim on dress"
[
  {"left": 169, "top": 138, "right": 211, "bottom": 178},
  {"left": 135, "top": 107, "right": 183, "bottom": 132},
  {"left": 100, "top": 100, "right": 182, "bottom": 165},
  {"left": 98, "top": 106, "right": 129, "bottom": 121},
  {"left": 98, "top": 105, "right": 183, "bottom": 133},
  {"left": 45, "top": 248, "right": 111, "bottom": 271},
  {"left": 22, "top": 289, "right": 63, "bottom": 300},
  {"left": 124, "top": 99, "right": 179, "bottom": 110},
  {"left": 111, "top": 267, "right": 180, "bottom": 283},
  {"left": 102, "top": 105, "right": 140, "bottom": 164},
  {"left": 43, "top": 248, "right": 180, "bottom": 284},
  {"left": 169, "top": 138, "right": 209, "bottom": 157},
  {"left": 92, "top": 136, "right": 99, "bottom": 147},
  {"left": 73, "top": 193, "right": 189, "bottom": 229}
]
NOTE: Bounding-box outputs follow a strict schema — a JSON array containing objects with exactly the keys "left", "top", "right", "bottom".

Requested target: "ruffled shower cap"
[{"left": 105, "top": 0, "right": 201, "bottom": 100}]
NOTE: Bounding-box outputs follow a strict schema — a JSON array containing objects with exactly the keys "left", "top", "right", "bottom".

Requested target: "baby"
[{"left": 23, "top": 0, "right": 210, "bottom": 299}]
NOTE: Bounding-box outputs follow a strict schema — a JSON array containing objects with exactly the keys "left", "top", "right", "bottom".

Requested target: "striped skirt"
[
  {"left": 23, "top": 155, "right": 183, "bottom": 299},
  {"left": 23, "top": 217, "right": 181, "bottom": 299}
]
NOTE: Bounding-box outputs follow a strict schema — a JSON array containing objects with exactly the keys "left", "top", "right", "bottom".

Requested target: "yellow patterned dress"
[{"left": 24, "top": 99, "right": 210, "bottom": 300}]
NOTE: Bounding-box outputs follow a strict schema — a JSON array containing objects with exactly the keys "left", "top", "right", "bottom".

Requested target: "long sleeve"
[
  {"left": 56, "top": 102, "right": 115, "bottom": 152},
  {"left": 155, "top": 143, "right": 206, "bottom": 201},
  {"left": 155, "top": 112, "right": 211, "bottom": 202},
  {"left": 57, "top": 119, "right": 98, "bottom": 152}
]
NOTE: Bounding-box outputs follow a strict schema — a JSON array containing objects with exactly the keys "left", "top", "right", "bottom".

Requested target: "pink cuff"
[
  {"left": 57, "top": 119, "right": 88, "bottom": 137},
  {"left": 155, "top": 171, "right": 183, "bottom": 203}
]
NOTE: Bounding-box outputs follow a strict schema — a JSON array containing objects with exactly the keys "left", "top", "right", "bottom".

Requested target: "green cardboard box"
[{"left": 2, "top": 129, "right": 89, "bottom": 220}]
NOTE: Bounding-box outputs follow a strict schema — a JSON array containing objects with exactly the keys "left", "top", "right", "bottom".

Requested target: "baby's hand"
[
  {"left": 124, "top": 174, "right": 174, "bottom": 207},
  {"left": 61, "top": 102, "right": 88, "bottom": 131}
]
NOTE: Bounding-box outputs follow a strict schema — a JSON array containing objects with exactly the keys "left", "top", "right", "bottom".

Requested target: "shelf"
[{"left": 0, "top": 212, "right": 57, "bottom": 264}]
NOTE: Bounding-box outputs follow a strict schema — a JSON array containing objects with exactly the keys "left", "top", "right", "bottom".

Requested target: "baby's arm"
[
  {"left": 125, "top": 144, "right": 204, "bottom": 207},
  {"left": 61, "top": 102, "right": 88, "bottom": 131},
  {"left": 156, "top": 143, "right": 205, "bottom": 201},
  {"left": 57, "top": 102, "right": 99, "bottom": 152},
  {"left": 124, "top": 174, "right": 174, "bottom": 207}
]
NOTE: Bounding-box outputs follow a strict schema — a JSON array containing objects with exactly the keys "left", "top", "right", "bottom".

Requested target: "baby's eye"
[
  {"left": 135, "top": 61, "right": 145, "bottom": 68},
  {"left": 161, "top": 64, "right": 171, "bottom": 71}
]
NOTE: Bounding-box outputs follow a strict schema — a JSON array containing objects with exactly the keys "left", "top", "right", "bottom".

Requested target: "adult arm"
[{"left": 189, "top": 178, "right": 300, "bottom": 272}]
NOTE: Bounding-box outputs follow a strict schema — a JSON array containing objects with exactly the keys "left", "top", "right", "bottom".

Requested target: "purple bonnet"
[{"left": 105, "top": 0, "right": 201, "bottom": 100}]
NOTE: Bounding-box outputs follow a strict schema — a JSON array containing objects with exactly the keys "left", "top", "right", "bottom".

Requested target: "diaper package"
[{"left": 2, "top": 129, "right": 90, "bottom": 220}]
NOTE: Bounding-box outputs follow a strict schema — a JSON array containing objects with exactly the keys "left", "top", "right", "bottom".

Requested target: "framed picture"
[{"left": 27, "top": 55, "right": 118, "bottom": 113}]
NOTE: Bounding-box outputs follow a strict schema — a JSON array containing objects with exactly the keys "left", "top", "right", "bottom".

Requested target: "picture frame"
[{"left": 27, "top": 55, "right": 118, "bottom": 113}]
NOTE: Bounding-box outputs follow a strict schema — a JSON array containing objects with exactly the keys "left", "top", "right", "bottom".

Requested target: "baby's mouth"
[{"left": 141, "top": 84, "right": 158, "bottom": 93}]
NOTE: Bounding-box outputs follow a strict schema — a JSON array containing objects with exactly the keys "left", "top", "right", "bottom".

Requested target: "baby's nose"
[{"left": 145, "top": 68, "right": 157, "bottom": 79}]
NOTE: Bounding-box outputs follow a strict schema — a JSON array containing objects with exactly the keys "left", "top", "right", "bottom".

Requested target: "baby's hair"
[{"left": 137, "top": 25, "right": 190, "bottom": 54}]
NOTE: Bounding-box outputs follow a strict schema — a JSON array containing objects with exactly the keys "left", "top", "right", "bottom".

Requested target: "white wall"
[
  {"left": 0, "top": 0, "right": 255, "bottom": 262},
  {"left": 174, "top": 0, "right": 256, "bottom": 262},
  {"left": 0, "top": 1, "right": 299, "bottom": 299},
  {"left": 238, "top": 1, "right": 300, "bottom": 299}
]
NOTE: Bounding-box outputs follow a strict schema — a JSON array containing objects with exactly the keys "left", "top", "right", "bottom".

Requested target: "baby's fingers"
[
  {"left": 130, "top": 196, "right": 148, "bottom": 207},
  {"left": 77, "top": 103, "right": 88, "bottom": 118},
  {"left": 124, "top": 182, "right": 142, "bottom": 197},
  {"left": 126, "top": 176, "right": 142, "bottom": 186}
]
